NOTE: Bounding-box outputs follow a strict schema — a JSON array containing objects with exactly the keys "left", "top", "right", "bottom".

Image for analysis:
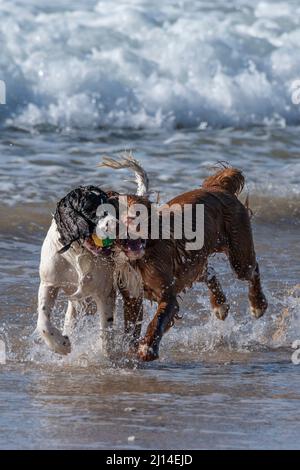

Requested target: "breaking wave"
[{"left": 1, "top": 0, "right": 300, "bottom": 130}]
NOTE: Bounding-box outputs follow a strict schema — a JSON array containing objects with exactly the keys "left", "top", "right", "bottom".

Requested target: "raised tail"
[
  {"left": 202, "top": 166, "right": 245, "bottom": 196},
  {"left": 99, "top": 153, "right": 149, "bottom": 196}
]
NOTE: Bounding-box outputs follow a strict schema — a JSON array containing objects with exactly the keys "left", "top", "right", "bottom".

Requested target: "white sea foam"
[{"left": 1, "top": 0, "right": 300, "bottom": 129}]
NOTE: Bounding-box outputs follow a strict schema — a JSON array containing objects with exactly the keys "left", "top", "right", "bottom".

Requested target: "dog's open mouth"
[{"left": 120, "top": 238, "right": 146, "bottom": 259}]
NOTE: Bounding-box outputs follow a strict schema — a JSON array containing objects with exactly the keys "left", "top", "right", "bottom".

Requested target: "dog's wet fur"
[
  {"left": 112, "top": 166, "right": 268, "bottom": 361},
  {"left": 36, "top": 157, "right": 267, "bottom": 362},
  {"left": 54, "top": 185, "right": 109, "bottom": 254}
]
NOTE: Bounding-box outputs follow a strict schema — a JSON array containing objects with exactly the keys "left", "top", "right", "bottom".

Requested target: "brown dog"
[{"left": 103, "top": 161, "right": 268, "bottom": 361}]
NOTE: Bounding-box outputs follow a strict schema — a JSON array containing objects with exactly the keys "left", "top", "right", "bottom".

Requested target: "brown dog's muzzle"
[{"left": 119, "top": 238, "right": 147, "bottom": 260}]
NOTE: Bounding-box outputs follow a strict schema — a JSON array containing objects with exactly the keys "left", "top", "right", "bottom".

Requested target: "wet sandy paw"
[
  {"left": 137, "top": 341, "right": 159, "bottom": 362},
  {"left": 40, "top": 325, "right": 71, "bottom": 355},
  {"left": 213, "top": 303, "right": 230, "bottom": 321}
]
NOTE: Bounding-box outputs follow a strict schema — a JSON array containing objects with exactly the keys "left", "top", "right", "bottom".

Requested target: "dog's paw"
[
  {"left": 137, "top": 341, "right": 159, "bottom": 362},
  {"left": 249, "top": 295, "right": 268, "bottom": 319},
  {"left": 250, "top": 307, "right": 263, "bottom": 318},
  {"left": 39, "top": 324, "right": 71, "bottom": 355},
  {"left": 31, "top": 327, "right": 43, "bottom": 344},
  {"left": 128, "top": 340, "right": 139, "bottom": 356},
  {"left": 250, "top": 305, "right": 266, "bottom": 319},
  {"left": 213, "top": 303, "right": 230, "bottom": 321}
]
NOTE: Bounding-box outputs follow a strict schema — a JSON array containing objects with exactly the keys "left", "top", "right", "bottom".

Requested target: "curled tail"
[
  {"left": 99, "top": 153, "right": 149, "bottom": 196},
  {"left": 202, "top": 166, "right": 245, "bottom": 196}
]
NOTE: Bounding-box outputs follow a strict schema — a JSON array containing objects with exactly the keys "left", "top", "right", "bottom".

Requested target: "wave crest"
[{"left": 1, "top": 0, "right": 300, "bottom": 129}]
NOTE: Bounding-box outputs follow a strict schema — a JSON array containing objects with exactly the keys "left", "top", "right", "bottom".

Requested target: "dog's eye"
[{"left": 99, "top": 211, "right": 108, "bottom": 219}]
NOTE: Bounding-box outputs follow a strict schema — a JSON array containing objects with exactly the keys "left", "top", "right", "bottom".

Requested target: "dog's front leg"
[
  {"left": 62, "top": 300, "right": 77, "bottom": 337},
  {"left": 95, "top": 290, "right": 116, "bottom": 355},
  {"left": 36, "top": 283, "right": 71, "bottom": 355},
  {"left": 118, "top": 286, "right": 143, "bottom": 352},
  {"left": 137, "top": 293, "right": 179, "bottom": 362}
]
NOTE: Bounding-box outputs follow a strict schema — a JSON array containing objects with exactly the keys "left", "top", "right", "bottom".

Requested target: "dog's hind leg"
[
  {"left": 37, "top": 283, "right": 71, "bottom": 355},
  {"left": 248, "top": 262, "right": 268, "bottom": 318},
  {"left": 226, "top": 210, "right": 267, "bottom": 318},
  {"left": 229, "top": 252, "right": 267, "bottom": 318},
  {"left": 203, "top": 266, "right": 229, "bottom": 320}
]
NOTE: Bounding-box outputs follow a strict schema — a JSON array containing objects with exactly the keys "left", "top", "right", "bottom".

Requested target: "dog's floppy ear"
[{"left": 54, "top": 186, "right": 108, "bottom": 253}]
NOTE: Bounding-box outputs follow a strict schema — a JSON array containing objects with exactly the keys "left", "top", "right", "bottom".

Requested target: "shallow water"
[
  {"left": 1, "top": 0, "right": 300, "bottom": 450},
  {"left": 1, "top": 353, "right": 300, "bottom": 450},
  {"left": 0, "top": 126, "right": 299, "bottom": 449}
]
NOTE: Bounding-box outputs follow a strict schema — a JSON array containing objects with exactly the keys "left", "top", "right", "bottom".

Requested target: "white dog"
[{"left": 35, "top": 158, "right": 148, "bottom": 356}]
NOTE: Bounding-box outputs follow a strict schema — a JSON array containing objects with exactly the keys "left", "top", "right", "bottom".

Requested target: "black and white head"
[{"left": 54, "top": 185, "right": 117, "bottom": 256}]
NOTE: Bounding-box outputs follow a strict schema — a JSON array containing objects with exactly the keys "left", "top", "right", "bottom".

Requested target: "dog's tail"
[
  {"left": 202, "top": 166, "right": 245, "bottom": 196},
  {"left": 99, "top": 153, "right": 149, "bottom": 196}
]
